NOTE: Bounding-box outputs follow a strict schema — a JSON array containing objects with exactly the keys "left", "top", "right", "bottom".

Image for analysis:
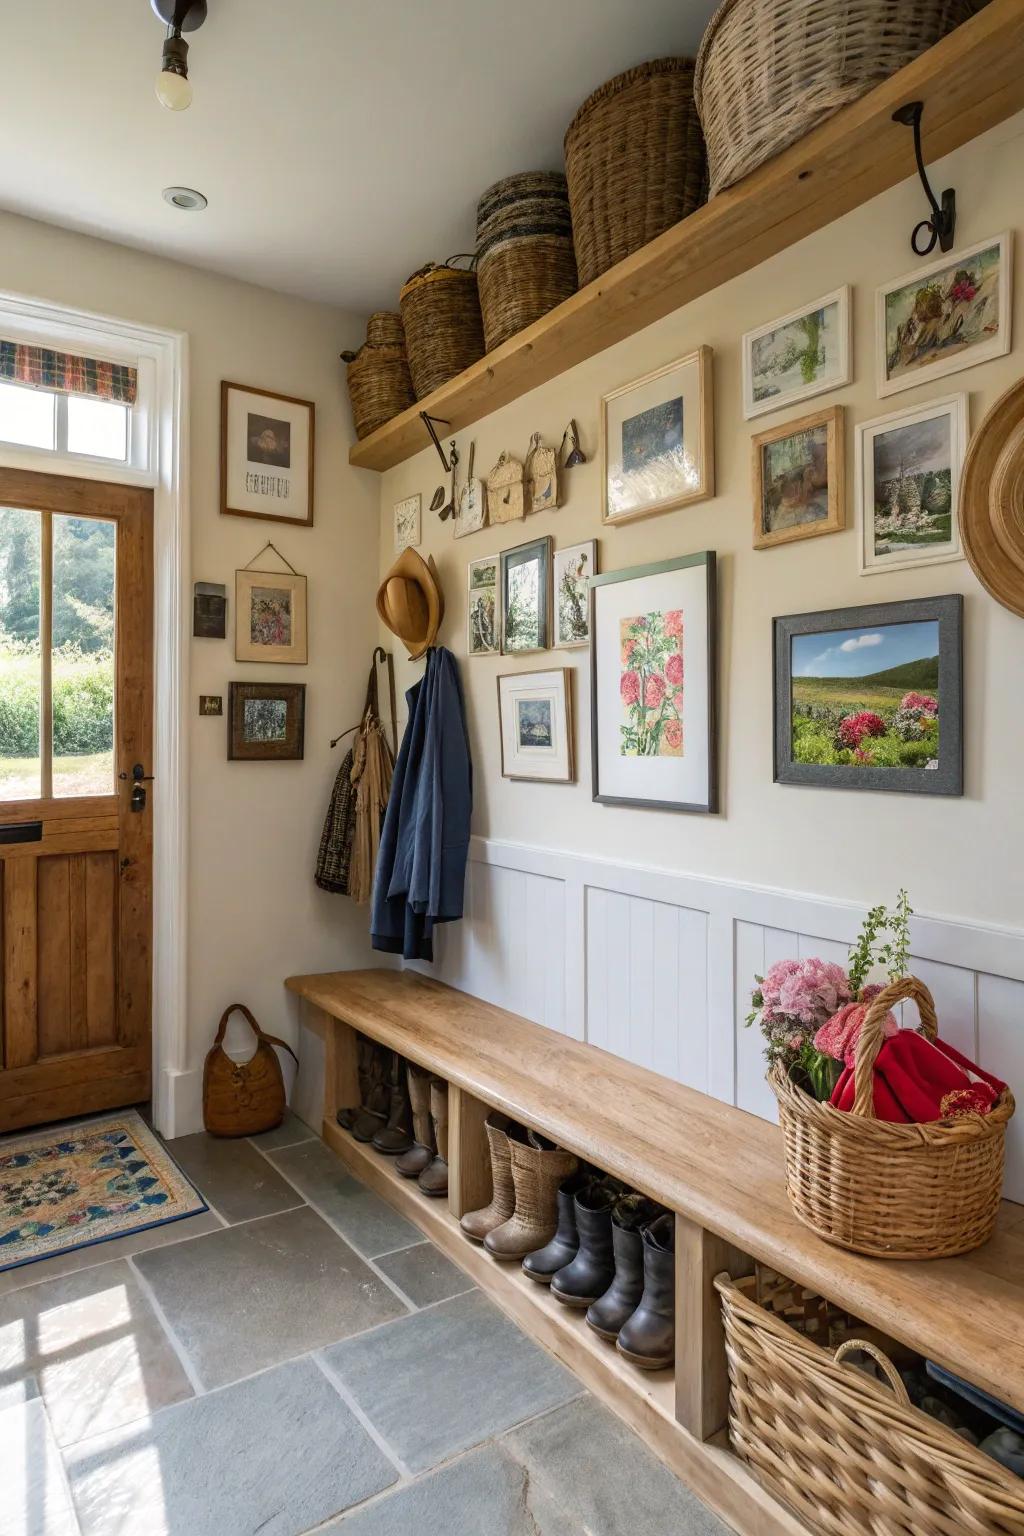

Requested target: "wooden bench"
[{"left": 286, "top": 967, "right": 1024, "bottom": 1536}]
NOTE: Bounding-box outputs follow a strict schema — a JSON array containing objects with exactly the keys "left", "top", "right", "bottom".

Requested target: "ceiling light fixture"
[
  {"left": 151, "top": 0, "right": 208, "bottom": 112},
  {"left": 163, "top": 185, "right": 208, "bottom": 210}
]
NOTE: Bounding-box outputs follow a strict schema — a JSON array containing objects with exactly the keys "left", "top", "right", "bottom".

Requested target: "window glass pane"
[
  {"left": 0, "top": 381, "right": 55, "bottom": 450},
  {"left": 52, "top": 515, "right": 115, "bottom": 797},
  {"left": 0, "top": 507, "right": 42, "bottom": 800},
  {"left": 66, "top": 396, "right": 128, "bottom": 461}
]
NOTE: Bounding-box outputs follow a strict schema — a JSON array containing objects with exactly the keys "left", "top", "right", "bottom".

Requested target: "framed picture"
[
  {"left": 590, "top": 551, "right": 717, "bottom": 814},
  {"left": 500, "top": 536, "right": 551, "bottom": 653},
  {"left": 600, "top": 347, "right": 714, "bottom": 524},
  {"left": 774, "top": 595, "right": 962, "bottom": 795},
  {"left": 228, "top": 682, "right": 306, "bottom": 761},
  {"left": 752, "top": 406, "right": 845, "bottom": 550},
  {"left": 221, "top": 382, "right": 315, "bottom": 526},
  {"left": 876, "top": 233, "right": 1011, "bottom": 398},
  {"left": 743, "top": 286, "right": 851, "bottom": 419},
  {"left": 394, "top": 494, "right": 421, "bottom": 550},
  {"left": 235, "top": 567, "right": 308, "bottom": 664},
  {"left": 856, "top": 394, "right": 967, "bottom": 575},
  {"left": 497, "top": 668, "right": 574, "bottom": 783},
  {"left": 198, "top": 695, "right": 223, "bottom": 716},
  {"left": 193, "top": 581, "right": 226, "bottom": 639},
  {"left": 553, "top": 540, "right": 598, "bottom": 649},
  {"left": 467, "top": 555, "right": 499, "bottom": 656}
]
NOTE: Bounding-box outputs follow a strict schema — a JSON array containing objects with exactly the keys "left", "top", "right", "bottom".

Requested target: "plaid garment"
[
  {"left": 0, "top": 342, "right": 137, "bottom": 404},
  {"left": 314, "top": 746, "right": 357, "bottom": 894}
]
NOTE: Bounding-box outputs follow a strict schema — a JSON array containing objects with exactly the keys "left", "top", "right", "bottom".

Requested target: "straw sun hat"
[
  {"left": 376, "top": 547, "right": 445, "bottom": 660},
  {"left": 960, "top": 376, "right": 1024, "bottom": 619}
]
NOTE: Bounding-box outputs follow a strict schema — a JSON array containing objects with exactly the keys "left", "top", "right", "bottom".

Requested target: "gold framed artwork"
[
  {"left": 497, "top": 667, "right": 574, "bottom": 783},
  {"left": 600, "top": 346, "right": 714, "bottom": 525},
  {"left": 235, "top": 566, "right": 308, "bottom": 664},
  {"left": 752, "top": 405, "right": 845, "bottom": 550},
  {"left": 221, "top": 381, "right": 315, "bottom": 526}
]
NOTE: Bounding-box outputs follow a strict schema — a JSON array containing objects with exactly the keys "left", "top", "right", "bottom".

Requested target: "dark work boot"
[
  {"left": 396, "top": 1064, "right": 435, "bottom": 1178},
  {"left": 522, "top": 1170, "right": 590, "bottom": 1284},
  {"left": 617, "top": 1213, "right": 675, "bottom": 1370},
  {"left": 337, "top": 1036, "right": 373, "bottom": 1130},
  {"left": 372, "top": 1055, "right": 414, "bottom": 1155},
  {"left": 550, "top": 1181, "right": 619, "bottom": 1308},
  {"left": 351, "top": 1043, "right": 390, "bottom": 1141},
  {"left": 586, "top": 1196, "right": 663, "bottom": 1340}
]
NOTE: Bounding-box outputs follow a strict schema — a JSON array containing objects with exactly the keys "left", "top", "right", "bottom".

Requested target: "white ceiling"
[{"left": 3, "top": 0, "right": 719, "bottom": 319}]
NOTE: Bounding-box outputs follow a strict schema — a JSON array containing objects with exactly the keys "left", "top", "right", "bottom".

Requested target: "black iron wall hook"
[
  {"left": 420, "top": 412, "right": 459, "bottom": 474},
  {"left": 893, "top": 101, "right": 956, "bottom": 257}
]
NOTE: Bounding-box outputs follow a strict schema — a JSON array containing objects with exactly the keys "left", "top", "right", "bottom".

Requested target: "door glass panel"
[
  {"left": 0, "top": 506, "right": 42, "bottom": 799},
  {"left": 52, "top": 515, "right": 115, "bottom": 797}
]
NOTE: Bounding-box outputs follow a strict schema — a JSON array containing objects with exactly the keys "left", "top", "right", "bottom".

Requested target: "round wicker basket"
[
  {"left": 342, "top": 343, "right": 414, "bottom": 441},
  {"left": 365, "top": 310, "right": 406, "bottom": 348},
  {"left": 694, "top": 0, "right": 977, "bottom": 196},
  {"left": 563, "top": 58, "right": 706, "bottom": 288},
  {"left": 399, "top": 261, "right": 485, "bottom": 400},
  {"left": 770, "top": 976, "right": 1015, "bottom": 1260},
  {"left": 476, "top": 172, "right": 578, "bottom": 351}
]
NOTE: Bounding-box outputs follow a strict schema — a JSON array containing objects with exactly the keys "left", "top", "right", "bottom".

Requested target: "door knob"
[{"left": 119, "top": 763, "right": 154, "bottom": 812}]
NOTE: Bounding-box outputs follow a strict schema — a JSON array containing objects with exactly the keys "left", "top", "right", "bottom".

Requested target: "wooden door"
[{"left": 0, "top": 469, "right": 153, "bottom": 1131}]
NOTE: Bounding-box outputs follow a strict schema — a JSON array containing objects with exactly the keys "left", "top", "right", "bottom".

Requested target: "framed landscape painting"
[
  {"left": 752, "top": 406, "right": 845, "bottom": 549},
  {"left": 600, "top": 348, "right": 714, "bottom": 524},
  {"left": 743, "top": 286, "right": 851, "bottom": 419},
  {"left": 590, "top": 551, "right": 717, "bottom": 813},
  {"left": 500, "top": 536, "right": 551, "bottom": 653},
  {"left": 497, "top": 668, "right": 574, "bottom": 783},
  {"left": 856, "top": 395, "right": 967, "bottom": 575},
  {"left": 221, "top": 381, "right": 315, "bottom": 526},
  {"left": 773, "top": 595, "right": 963, "bottom": 795},
  {"left": 553, "top": 539, "right": 597, "bottom": 648},
  {"left": 228, "top": 682, "right": 306, "bottom": 761}
]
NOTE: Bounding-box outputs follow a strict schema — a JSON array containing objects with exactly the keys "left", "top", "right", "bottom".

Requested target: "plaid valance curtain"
[{"left": 0, "top": 341, "right": 137, "bottom": 405}]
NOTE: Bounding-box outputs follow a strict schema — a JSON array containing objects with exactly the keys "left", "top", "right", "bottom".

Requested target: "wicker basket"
[
  {"left": 475, "top": 172, "right": 577, "bottom": 351},
  {"left": 399, "top": 260, "right": 485, "bottom": 400},
  {"left": 342, "top": 341, "right": 414, "bottom": 441},
  {"left": 365, "top": 310, "right": 405, "bottom": 348},
  {"left": 771, "top": 976, "right": 1015, "bottom": 1260},
  {"left": 563, "top": 59, "right": 707, "bottom": 288},
  {"left": 694, "top": 0, "right": 977, "bottom": 197},
  {"left": 716, "top": 1273, "right": 1024, "bottom": 1536}
]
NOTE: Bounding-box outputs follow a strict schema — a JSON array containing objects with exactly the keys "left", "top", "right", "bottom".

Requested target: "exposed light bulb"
[{"left": 156, "top": 69, "right": 193, "bottom": 110}]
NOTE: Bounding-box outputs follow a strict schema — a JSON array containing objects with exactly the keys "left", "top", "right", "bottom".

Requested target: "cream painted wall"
[
  {"left": 379, "top": 113, "right": 1024, "bottom": 933},
  {"left": 0, "top": 210, "right": 380, "bottom": 1110}
]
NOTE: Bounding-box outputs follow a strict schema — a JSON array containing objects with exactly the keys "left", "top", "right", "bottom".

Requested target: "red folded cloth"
[{"left": 830, "top": 1031, "right": 1007, "bottom": 1123}]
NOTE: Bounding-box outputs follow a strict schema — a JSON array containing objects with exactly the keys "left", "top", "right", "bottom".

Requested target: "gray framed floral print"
[
  {"left": 500, "top": 536, "right": 551, "bottom": 653},
  {"left": 743, "top": 286, "right": 851, "bottom": 420}
]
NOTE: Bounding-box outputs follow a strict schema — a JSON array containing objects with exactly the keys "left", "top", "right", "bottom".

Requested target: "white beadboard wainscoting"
[{"left": 419, "top": 836, "right": 1024, "bottom": 1204}]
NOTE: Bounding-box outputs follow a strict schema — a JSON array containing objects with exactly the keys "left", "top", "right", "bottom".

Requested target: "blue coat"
[{"left": 371, "top": 647, "right": 473, "bottom": 961}]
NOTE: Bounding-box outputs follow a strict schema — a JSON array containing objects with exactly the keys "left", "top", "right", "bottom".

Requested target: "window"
[
  {"left": 0, "top": 381, "right": 55, "bottom": 451},
  {"left": 0, "top": 386, "right": 130, "bottom": 463},
  {"left": 0, "top": 340, "right": 151, "bottom": 475}
]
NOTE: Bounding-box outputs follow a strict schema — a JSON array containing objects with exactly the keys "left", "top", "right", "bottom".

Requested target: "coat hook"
[
  {"left": 420, "top": 412, "right": 460, "bottom": 474},
  {"left": 893, "top": 101, "right": 956, "bottom": 257}
]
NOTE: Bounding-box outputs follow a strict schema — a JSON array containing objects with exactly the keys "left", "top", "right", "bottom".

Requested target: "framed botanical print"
[
  {"left": 394, "top": 494, "right": 421, "bottom": 550},
  {"left": 553, "top": 540, "right": 597, "bottom": 649},
  {"left": 228, "top": 682, "right": 306, "bottom": 761},
  {"left": 774, "top": 594, "right": 962, "bottom": 795},
  {"left": 743, "top": 286, "right": 851, "bottom": 419},
  {"left": 752, "top": 406, "right": 845, "bottom": 550},
  {"left": 497, "top": 668, "right": 574, "bottom": 783},
  {"left": 876, "top": 233, "right": 1011, "bottom": 397},
  {"left": 500, "top": 536, "right": 551, "bottom": 653},
  {"left": 235, "top": 567, "right": 307, "bottom": 664},
  {"left": 221, "top": 382, "right": 315, "bottom": 526},
  {"left": 590, "top": 551, "right": 717, "bottom": 813},
  {"left": 600, "top": 347, "right": 714, "bottom": 524},
  {"left": 856, "top": 395, "right": 967, "bottom": 575},
  {"left": 467, "top": 555, "right": 499, "bottom": 656}
]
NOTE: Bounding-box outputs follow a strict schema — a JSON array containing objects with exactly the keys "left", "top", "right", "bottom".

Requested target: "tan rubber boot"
[
  {"left": 418, "top": 1079, "right": 449, "bottom": 1197},
  {"left": 459, "top": 1114, "right": 522, "bottom": 1243},
  {"left": 484, "top": 1132, "right": 578, "bottom": 1262},
  {"left": 396, "top": 1064, "right": 435, "bottom": 1178}
]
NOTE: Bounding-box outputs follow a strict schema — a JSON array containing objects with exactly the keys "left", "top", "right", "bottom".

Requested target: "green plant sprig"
[
  {"left": 878, "top": 888, "right": 914, "bottom": 983},
  {"left": 847, "top": 903, "right": 888, "bottom": 997}
]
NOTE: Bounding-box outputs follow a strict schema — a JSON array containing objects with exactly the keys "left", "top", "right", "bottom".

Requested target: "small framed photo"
[
  {"left": 743, "top": 286, "right": 851, "bottom": 420},
  {"left": 553, "top": 540, "right": 598, "bottom": 649},
  {"left": 235, "top": 568, "right": 307, "bottom": 664},
  {"left": 752, "top": 405, "right": 845, "bottom": 550},
  {"left": 394, "top": 494, "right": 421, "bottom": 550},
  {"left": 193, "top": 581, "right": 227, "bottom": 639},
  {"left": 467, "top": 555, "right": 499, "bottom": 656},
  {"left": 199, "top": 694, "right": 223, "bottom": 716},
  {"left": 497, "top": 668, "right": 574, "bottom": 783},
  {"left": 590, "top": 551, "right": 717, "bottom": 814},
  {"left": 856, "top": 394, "right": 967, "bottom": 576},
  {"left": 500, "top": 536, "right": 552, "bottom": 653},
  {"left": 221, "top": 382, "right": 315, "bottom": 526},
  {"left": 600, "top": 346, "right": 714, "bottom": 525},
  {"left": 228, "top": 682, "right": 306, "bottom": 761},
  {"left": 774, "top": 595, "right": 962, "bottom": 795},
  {"left": 877, "top": 233, "right": 1011, "bottom": 398}
]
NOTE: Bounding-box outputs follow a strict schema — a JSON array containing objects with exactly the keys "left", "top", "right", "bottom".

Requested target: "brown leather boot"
[
  {"left": 417, "top": 1080, "right": 449, "bottom": 1197},
  {"left": 351, "top": 1042, "right": 390, "bottom": 1141},
  {"left": 372, "top": 1054, "right": 414, "bottom": 1155},
  {"left": 484, "top": 1132, "right": 577, "bottom": 1262},
  {"left": 336, "top": 1035, "right": 373, "bottom": 1130},
  {"left": 616, "top": 1212, "right": 675, "bottom": 1370},
  {"left": 459, "top": 1114, "right": 524, "bottom": 1243},
  {"left": 396, "top": 1064, "right": 435, "bottom": 1177}
]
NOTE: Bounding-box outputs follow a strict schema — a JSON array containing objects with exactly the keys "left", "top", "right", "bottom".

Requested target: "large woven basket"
[
  {"left": 341, "top": 341, "right": 414, "bottom": 441},
  {"left": 563, "top": 59, "right": 707, "bottom": 288},
  {"left": 475, "top": 172, "right": 577, "bottom": 351},
  {"left": 399, "top": 260, "right": 485, "bottom": 400},
  {"left": 771, "top": 976, "right": 1014, "bottom": 1260},
  {"left": 694, "top": 0, "right": 977, "bottom": 196},
  {"left": 716, "top": 1273, "right": 1024, "bottom": 1536}
]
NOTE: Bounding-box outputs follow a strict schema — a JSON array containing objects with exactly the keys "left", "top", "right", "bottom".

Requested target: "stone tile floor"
[{"left": 1, "top": 1110, "right": 731, "bottom": 1536}]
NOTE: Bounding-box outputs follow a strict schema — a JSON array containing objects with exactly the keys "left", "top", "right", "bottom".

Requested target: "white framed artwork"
[
  {"left": 497, "top": 668, "right": 574, "bottom": 783},
  {"left": 553, "top": 540, "right": 597, "bottom": 648},
  {"left": 394, "top": 493, "right": 421, "bottom": 550},
  {"left": 742, "top": 286, "right": 851, "bottom": 420},
  {"left": 855, "top": 394, "right": 967, "bottom": 576},
  {"left": 467, "top": 554, "right": 499, "bottom": 656},
  {"left": 600, "top": 347, "right": 714, "bottom": 524}
]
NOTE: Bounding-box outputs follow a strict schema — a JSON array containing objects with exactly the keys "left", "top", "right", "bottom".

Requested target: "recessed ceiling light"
[{"left": 163, "top": 186, "right": 208, "bottom": 211}]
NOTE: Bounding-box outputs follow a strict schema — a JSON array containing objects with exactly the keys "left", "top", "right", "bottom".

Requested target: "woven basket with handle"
[
  {"left": 771, "top": 976, "right": 1015, "bottom": 1259},
  {"left": 341, "top": 341, "right": 415, "bottom": 441},
  {"left": 202, "top": 1003, "right": 299, "bottom": 1138},
  {"left": 399, "top": 260, "right": 485, "bottom": 400}
]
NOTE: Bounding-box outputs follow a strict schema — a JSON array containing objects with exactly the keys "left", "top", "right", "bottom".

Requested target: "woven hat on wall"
[
  {"left": 959, "top": 376, "right": 1024, "bottom": 619},
  {"left": 376, "top": 547, "right": 445, "bottom": 660}
]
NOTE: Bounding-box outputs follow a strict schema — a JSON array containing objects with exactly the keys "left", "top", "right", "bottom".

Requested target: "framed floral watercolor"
[
  {"left": 497, "top": 668, "right": 574, "bottom": 783},
  {"left": 600, "top": 347, "right": 714, "bottom": 525},
  {"left": 235, "top": 566, "right": 307, "bottom": 664},
  {"left": 228, "top": 682, "right": 306, "bottom": 761},
  {"left": 553, "top": 540, "right": 598, "bottom": 648},
  {"left": 467, "top": 555, "right": 499, "bottom": 656},
  {"left": 743, "top": 286, "right": 851, "bottom": 419},
  {"left": 500, "top": 536, "right": 551, "bottom": 653},
  {"left": 394, "top": 493, "right": 421, "bottom": 550},
  {"left": 773, "top": 594, "right": 963, "bottom": 795},
  {"left": 876, "top": 233, "right": 1011, "bottom": 398},
  {"left": 752, "top": 406, "right": 845, "bottom": 550},
  {"left": 221, "top": 381, "right": 314, "bottom": 526},
  {"left": 856, "top": 395, "right": 967, "bottom": 576},
  {"left": 590, "top": 552, "right": 717, "bottom": 813}
]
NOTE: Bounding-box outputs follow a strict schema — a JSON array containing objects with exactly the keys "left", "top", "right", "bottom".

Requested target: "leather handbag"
[{"left": 202, "top": 1004, "right": 299, "bottom": 1138}]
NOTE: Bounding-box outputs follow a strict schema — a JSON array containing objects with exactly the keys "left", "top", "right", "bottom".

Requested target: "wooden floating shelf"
[{"left": 349, "top": 0, "right": 1024, "bottom": 473}]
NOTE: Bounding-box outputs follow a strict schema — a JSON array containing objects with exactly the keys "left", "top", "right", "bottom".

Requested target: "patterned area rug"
[{"left": 0, "top": 1110, "right": 207, "bottom": 1273}]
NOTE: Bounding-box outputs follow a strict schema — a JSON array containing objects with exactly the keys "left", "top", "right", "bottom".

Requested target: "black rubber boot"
[
  {"left": 372, "top": 1055, "right": 414, "bottom": 1154},
  {"left": 586, "top": 1196, "right": 662, "bottom": 1339},
  {"left": 522, "top": 1171, "right": 590, "bottom": 1284},
  {"left": 617, "top": 1212, "right": 675, "bottom": 1369},
  {"left": 550, "top": 1181, "right": 619, "bottom": 1308}
]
